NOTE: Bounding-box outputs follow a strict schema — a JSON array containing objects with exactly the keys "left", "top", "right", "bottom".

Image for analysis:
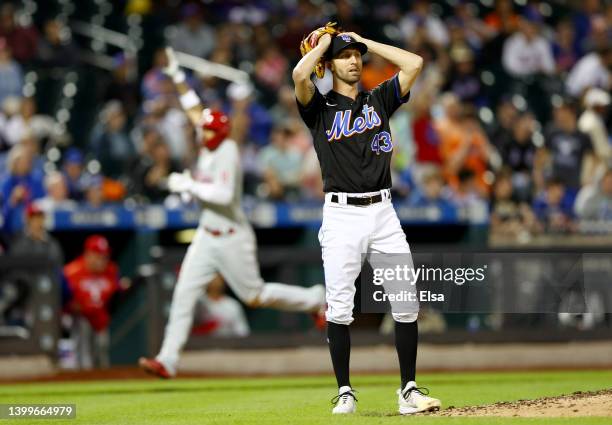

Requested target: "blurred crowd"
[{"left": 0, "top": 0, "right": 610, "bottom": 244}]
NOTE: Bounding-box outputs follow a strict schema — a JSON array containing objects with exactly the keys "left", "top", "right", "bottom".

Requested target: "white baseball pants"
[
  {"left": 157, "top": 225, "right": 325, "bottom": 373},
  {"left": 319, "top": 189, "right": 418, "bottom": 325}
]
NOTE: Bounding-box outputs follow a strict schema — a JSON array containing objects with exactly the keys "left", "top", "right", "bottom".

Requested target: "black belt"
[{"left": 331, "top": 193, "right": 385, "bottom": 206}]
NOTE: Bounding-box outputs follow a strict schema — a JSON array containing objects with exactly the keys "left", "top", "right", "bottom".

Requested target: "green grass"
[{"left": 0, "top": 370, "right": 611, "bottom": 424}]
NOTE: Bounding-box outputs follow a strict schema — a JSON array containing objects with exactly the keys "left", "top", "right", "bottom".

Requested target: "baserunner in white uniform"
[{"left": 139, "top": 48, "right": 325, "bottom": 378}]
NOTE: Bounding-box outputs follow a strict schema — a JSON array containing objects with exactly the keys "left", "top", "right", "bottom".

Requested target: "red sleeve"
[
  {"left": 108, "top": 263, "right": 121, "bottom": 291},
  {"left": 63, "top": 258, "right": 82, "bottom": 289}
]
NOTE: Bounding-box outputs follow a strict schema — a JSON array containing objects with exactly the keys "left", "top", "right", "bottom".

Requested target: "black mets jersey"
[{"left": 297, "top": 73, "right": 410, "bottom": 193}]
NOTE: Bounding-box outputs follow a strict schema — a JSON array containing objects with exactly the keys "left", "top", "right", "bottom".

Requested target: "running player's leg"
[
  {"left": 218, "top": 227, "right": 324, "bottom": 312},
  {"left": 156, "top": 228, "right": 216, "bottom": 375}
]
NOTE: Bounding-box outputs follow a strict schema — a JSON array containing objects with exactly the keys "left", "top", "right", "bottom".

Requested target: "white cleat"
[
  {"left": 397, "top": 381, "right": 441, "bottom": 415},
  {"left": 332, "top": 386, "right": 357, "bottom": 414}
]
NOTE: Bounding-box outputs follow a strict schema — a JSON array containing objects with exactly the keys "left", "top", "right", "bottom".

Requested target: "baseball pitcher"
[
  {"left": 139, "top": 48, "right": 325, "bottom": 378},
  {"left": 293, "top": 23, "right": 441, "bottom": 414}
]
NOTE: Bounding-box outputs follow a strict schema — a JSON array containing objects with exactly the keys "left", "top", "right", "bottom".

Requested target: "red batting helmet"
[
  {"left": 200, "top": 108, "right": 230, "bottom": 150},
  {"left": 84, "top": 235, "right": 111, "bottom": 256}
]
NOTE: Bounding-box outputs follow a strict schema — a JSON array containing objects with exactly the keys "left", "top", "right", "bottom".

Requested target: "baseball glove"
[{"left": 300, "top": 22, "right": 342, "bottom": 78}]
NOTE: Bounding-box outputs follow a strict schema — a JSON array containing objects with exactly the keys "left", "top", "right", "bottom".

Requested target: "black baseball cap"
[{"left": 326, "top": 34, "right": 367, "bottom": 60}]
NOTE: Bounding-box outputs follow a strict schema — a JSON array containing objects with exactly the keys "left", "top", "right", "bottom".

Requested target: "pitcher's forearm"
[
  {"left": 360, "top": 38, "right": 423, "bottom": 76},
  {"left": 293, "top": 41, "right": 330, "bottom": 82}
]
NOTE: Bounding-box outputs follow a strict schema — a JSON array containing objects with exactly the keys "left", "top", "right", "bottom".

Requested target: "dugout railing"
[
  {"left": 1, "top": 245, "right": 610, "bottom": 363},
  {"left": 0, "top": 255, "right": 61, "bottom": 357},
  {"left": 142, "top": 244, "right": 612, "bottom": 357}
]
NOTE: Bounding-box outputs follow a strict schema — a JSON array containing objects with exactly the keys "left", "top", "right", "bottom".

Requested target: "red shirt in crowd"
[
  {"left": 0, "top": 25, "right": 38, "bottom": 63},
  {"left": 412, "top": 114, "right": 443, "bottom": 164}
]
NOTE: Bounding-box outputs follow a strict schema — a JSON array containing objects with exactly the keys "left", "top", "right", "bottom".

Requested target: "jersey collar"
[{"left": 326, "top": 89, "right": 362, "bottom": 107}]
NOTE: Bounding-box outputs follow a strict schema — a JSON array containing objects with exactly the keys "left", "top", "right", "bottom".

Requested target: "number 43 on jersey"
[{"left": 371, "top": 131, "right": 393, "bottom": 155}]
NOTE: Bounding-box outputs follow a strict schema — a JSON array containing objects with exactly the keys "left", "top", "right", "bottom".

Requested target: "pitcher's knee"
[
  {"left": 392, "top": 312, "right": 419, "bottom": 323},
  {"left": 326, "top": 306, "right": 354, "bottom": 325}
]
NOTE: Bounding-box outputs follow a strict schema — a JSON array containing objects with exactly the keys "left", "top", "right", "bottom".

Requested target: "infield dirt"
[{"left": 431, "top": 388, "right": 612, "bottom": 417}]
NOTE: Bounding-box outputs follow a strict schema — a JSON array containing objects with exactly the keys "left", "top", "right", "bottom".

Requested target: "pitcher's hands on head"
[
  {"left": 337, "top": 32, "right": 364, "bottom": 43},
  {"left": 301, "top": 21, "right": 339, "bottom": 51},
  {"left": 300, "top": 22, "right": 341, "bottom": 79},
  {"left": 306, "top": 31, "right": 332, "bottom": 50}
]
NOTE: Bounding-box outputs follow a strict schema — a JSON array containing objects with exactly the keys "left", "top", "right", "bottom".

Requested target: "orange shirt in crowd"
[
  {"left": 483, "top": 12, "right": 519, "bottom": 32},
  {"left": 361, "top": 63, "right": 399, "bottom": 91},
  {"left": 436, "top": 118, "right": 490, "bottom": 194}
]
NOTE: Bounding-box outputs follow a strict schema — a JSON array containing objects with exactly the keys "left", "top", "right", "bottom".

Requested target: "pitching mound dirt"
[{"left": 431, "top": 389, "right": 612, "bottom": 417}]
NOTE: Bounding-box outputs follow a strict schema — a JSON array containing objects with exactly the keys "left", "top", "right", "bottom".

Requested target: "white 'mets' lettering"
[{"left": 326, "top": 104, "right": 381, "bottom": 141}]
